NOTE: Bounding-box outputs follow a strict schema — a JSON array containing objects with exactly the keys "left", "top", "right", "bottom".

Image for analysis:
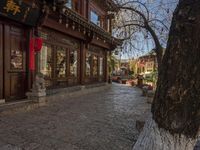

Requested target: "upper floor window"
[
  {"left": 90, "top": 11, "right": 100, "bottom": 26},
  {"left": 65, "top": 0, "right": 79, "bottom": 12},
  {"left": 65, "top": 0, "right": 72, "bottom": 9}
]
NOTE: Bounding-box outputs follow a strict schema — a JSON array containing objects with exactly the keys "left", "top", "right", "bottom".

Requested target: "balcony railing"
[{"left": 62, "top": 6, "right": 121, "bottom": 46}]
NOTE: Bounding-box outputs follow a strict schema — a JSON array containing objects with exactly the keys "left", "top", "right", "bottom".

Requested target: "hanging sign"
[{"left": 0, "top": 0, "right": 40, "bottom": 26}]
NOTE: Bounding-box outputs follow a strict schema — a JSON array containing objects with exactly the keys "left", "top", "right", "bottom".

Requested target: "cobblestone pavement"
[
  {"left": 0, "top": 84, "right": 151, "bottom": 150},
  {"left": 195, "top": 139, "right": 200, "bottom": 150}
]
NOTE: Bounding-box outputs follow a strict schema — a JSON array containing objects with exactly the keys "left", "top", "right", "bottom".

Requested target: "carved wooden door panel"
[
  {"left": 0, "top": 23, "right": 3, "bottom": 99},
  {"left": 4, "top": 24, "right": 27, "bottom": 100}
]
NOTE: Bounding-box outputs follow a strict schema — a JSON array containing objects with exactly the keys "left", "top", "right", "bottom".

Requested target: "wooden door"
[
  {"left": 0, "top": 23, "right": 3, "bottom": 99},
  {"left": 4, "top": 24, "right": 27, "bottom": 100}
]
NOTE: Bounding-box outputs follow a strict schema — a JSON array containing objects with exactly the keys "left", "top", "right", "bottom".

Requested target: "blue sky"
[{"left": 115, "top": 0, "right": 178, "bottom": 59}]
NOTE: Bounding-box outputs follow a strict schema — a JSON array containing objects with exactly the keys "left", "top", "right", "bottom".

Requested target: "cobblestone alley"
[{"left": 0, "top": 84, "right": 151, "bottom": 150}]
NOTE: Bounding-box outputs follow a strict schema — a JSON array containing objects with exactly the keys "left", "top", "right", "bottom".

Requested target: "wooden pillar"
[
  {"left": 82, "top": 0, "right": 87, "bottom": 18},
  {"left": 109, "top": 17, "right": 112, "bottom": 34},
  {"left": 0, "top": 23, "right": 3, "bottom": 99},
  {"left": 80, "top": 42, "right": 86, "bottom": 85},
  {"left": 105, "top": 51, "right": 108, "bottom": 82},
  {"left": 86, "top": 0, "right": 89, "bottom": 19},
  {"left": 27, "top": 29, "right": 34, "bottom": 90}
]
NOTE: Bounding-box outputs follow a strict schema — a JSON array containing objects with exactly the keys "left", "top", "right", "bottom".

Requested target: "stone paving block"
[
  {"left": 194, "top": 140, "right": 200, "bottom": 150},
  {"left": 0, "top": 144, "right": 22, "bottom": 150},
  {"left": 20, "top": 142, "right": 40, "bottom": 150},
  {"left": 0, "top": 84, "right": 150, "bottom": 150}
]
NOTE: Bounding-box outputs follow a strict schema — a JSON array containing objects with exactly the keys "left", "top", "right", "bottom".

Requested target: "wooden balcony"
[{"left": 61, "top": 6, "right": 121, "bottom": 46}]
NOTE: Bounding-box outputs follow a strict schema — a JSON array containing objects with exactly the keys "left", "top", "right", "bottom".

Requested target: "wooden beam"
[
  {"left": 43, "top": 18, "right": 85, "bottom": 40},
  {"left": 80, "top": 42, "right": 86, "bottom": 84},
  {"left": 91, "top": 39, "right": 111, "bottom": 49}
]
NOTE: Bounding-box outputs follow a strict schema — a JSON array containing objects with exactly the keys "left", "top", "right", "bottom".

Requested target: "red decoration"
[
  {"left": 29, "top": 38, "right": 35, "bottom": 71},
  {"left": 29, "top": 37, "right": 43, "bottom": 71},
  {"left": 34, "top": 37, "right": 43, "bottom": 52}
]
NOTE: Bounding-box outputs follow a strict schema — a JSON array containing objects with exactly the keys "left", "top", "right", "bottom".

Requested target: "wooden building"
[
  {"left": 0, "top": 0, "right": 120, "bottom": 102},
  {"left": 135, "top": 50, "right": 157, "bottom": 77}
]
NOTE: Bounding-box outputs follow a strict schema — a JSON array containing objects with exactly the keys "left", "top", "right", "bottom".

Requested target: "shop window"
[
  {"left": 93, "top": 55, "right": 98, "bottom": 76},
  {"left": 86, "top": 52, "right": 92, "bottom": 76},
  {"left": 90, "top": 11, "right": 100, "bottom": 26},
  {"left": 99, "top": 57, "right": 104, "bottom": 76},
  {"left": 70, "top": 50, "right": 78, "bottom": 77},
  {"left": 56, "top": 47, "right": 66, "bottom": 78},
  {"left": 10, "top": 38, "right": 23, "bottom": 69},
  {"left": 40, "top": 45, "right": 52, "bottom": 78},
  {"left": 11, "top": 49, "right": 23, "bottom": 69}
]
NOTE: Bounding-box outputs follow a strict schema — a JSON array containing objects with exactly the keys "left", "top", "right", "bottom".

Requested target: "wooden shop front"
[
  {"left": 37, "top": 27, "right": 108, "bottom": 89},
  {"left": 0, "top": 0, "right": 120, "bottom": 101},
  {"left": 0, "top": 20, "right": 28, "bottom": 101},
  {"left": 0, "top": 0, "right": 39, "bottom": 101},
  {"left": 38, "top": 28, "right": 81, "bottom": 89},
  {"left": 85, "top": 45, "right": 107, "bottom": 84}
]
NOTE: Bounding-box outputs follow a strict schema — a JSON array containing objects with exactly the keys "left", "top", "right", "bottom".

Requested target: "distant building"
[
  {"left": 112, "top": 59, "right": 130, "bottom": 76},
  {"left": 135, "top": 51, "right": 157, "bottom": 77}
]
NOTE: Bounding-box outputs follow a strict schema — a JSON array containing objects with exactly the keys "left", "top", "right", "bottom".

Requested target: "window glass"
[
  {"left": 10, "top": 38, "right": 23, "bottom": 69},
  {"left": 56, "top": 47, "right": 66, "bottom": 78},
  {"left": 11, "top": 49, "right": 23, "bottom": 69},
  {"left": 86, "top": 52, "right": 92, "bottom": 76},
  {"left": 65, "top": 0, "right": 72, "bottom": 9},
  {"left": 40, "top": 45, "right": 52, "bottom": 78},
  {"left": 90, "top": 11, "right": 100, "bottom": 26},
  {"left": 70, "top": 50, "right": 78, "bottom": 77},
  {"left": 93, "top": 55, "right": 98, "bottom": 76},
  {"left": 99, "top": 57, "right": 103, "bottom": 76},
  {"left": 65, "top": 0, "right": 79, "bottom": 12}
]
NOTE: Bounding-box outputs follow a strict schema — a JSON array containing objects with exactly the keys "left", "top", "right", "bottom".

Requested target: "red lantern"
[
  {"left": 29, "top": 37, "right": 43, "bottom": 71},
  {"left": 34, "top": 37, "right": 43, "bottom": 52}
]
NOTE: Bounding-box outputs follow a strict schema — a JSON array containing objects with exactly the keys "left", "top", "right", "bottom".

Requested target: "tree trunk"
[
  {"left": 133, "top": 0, "right": 200, "bottom": 149},
  {"left": 133, "top": 114, "right": 198, "bottom": 150}
]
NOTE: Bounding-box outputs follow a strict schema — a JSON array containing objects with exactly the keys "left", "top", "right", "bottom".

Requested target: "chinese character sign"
[
  {"left": 0, "top": 0, "right": 40, "bottom": 26},
  {"left": 3, "top": 0, "right": 21, "bottom": 15}
]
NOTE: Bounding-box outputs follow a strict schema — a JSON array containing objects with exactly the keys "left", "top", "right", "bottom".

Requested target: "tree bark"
[
  {"left": 133, "top": 114, "right": 198, "bottom": 150},
  {"left": 152, "top": 0, "right": 200, "bottom": 137},
  {"left": 133, "top": 0, "right": 200, "bottom": 149}
]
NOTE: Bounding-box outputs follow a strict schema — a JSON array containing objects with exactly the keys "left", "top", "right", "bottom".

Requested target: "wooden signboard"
[{"left": 0, "top": 0, "right": 40, "bottom": 26}]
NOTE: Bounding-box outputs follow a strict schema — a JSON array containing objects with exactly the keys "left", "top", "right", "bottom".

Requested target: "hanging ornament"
[
  {"left": 52, "top": 0, "right": 56, "bottom": 11},
  {"left": 83, "top": 28, "right": 86, "bottom": 35},
  {"left": 65, "top": 19, "right": 69, "bottom": 28},
  {"left": 59, "top": 15, "right": 62, "bottom": 24},
  {"left": 72, "top": 22, "right": 75, "bottom": 30},
  {"left": 88, "top": 31, "right": 91, "bottom": 37},
  {"left": 42, "top": 0, "right": 46, "bottom": 13},
  {"left": 62, "top": 8, "right": 66, "bottom": 13},
  {"left": 78, "top": 25, "right": 81, "bottom": 32},
  {"left": 32, "top": 1, "right": 36, "bottom": 8}
]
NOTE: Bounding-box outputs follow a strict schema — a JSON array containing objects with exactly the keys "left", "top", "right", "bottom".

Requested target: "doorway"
[{"left": 0, "top": 22, "right": 27, "bottom": 101}]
